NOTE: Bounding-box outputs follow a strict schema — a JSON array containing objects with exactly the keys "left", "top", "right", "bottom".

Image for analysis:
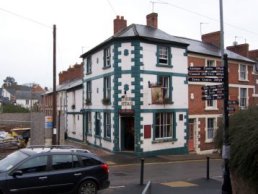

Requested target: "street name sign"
[
  {"left": 228, "top": 100, "right": 239, "bottom": 105},
  {"left": 201, "top": 84, "right": 224, "bottom": 90},
  {"left": 202, "top": 95, "right": 224, "bottom": 100},
  {"left": 202, "top": 90, "right": 224, "bottom": 95},
  {"left": 188, "top": 66, "right": 224, "bottom": 71},
  {"left": 188, "top": 78, "right": 224, "bottom": 82},
  {"left": 188, "top": 72, "right": 224, "bottom": 77}
]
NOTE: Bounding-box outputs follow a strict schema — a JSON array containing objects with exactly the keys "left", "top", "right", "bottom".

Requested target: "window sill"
[
  {"left": 205, "top": 139, "right": 214, "bottom": 143},
  {"left": 238, "top": 79, "right": 249, "bottom": 82},
  {"left": 95, "top": 135, "right": 101, "bottom": 139},
  {"left": 152, "top": 138, "right": 177, "bottom": 144},
  {"left": 86, "top": 72, "right": 92, "bottom": 75},
  {"left": 152, "top": 100, "right": 174, "bottom": 105},
  {"left": 205, "top": 107, "right": 218, "bottom": 111},
  {"left": 103, "top": 137, "right": 111, "bottom": 142},
  {"left": 103, "top": 66, "right": 111, "bottom": 70},
  {"left": 156, "top": 64, "right": 173, "bottom": 68}
]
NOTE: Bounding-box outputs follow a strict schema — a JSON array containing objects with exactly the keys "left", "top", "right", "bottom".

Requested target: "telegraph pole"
[
  {"left": 220, "top": 0, "right": 232, "bottom": 193},
  {"left": 52, "top": 24, "right": 57, "bottom": 145}
]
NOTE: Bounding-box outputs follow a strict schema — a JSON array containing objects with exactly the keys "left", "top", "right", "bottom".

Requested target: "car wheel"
[{"left": 78, "top": 180, "right": 97, "bottom": 194}]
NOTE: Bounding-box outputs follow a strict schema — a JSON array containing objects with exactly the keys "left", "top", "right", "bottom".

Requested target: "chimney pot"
[
  {"left": 146, "top": 12, "right": 158, "bottom": 28},
  {"left": 113, "top": 15, "right": 127, "bottom": 34}
]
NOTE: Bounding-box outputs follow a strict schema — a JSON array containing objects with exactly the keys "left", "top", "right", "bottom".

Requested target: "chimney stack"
[
  {"left": 227, "top": 43, "right": 249, "bottom": 57},
  {"left": 248, "top": 50, "right": 258, "bottom": 60},
  {"left": 146, "top": 13, "right": 158, "bottom": 28},
  {"left": 114, "top": 16, "right": 127, "bottom": 34},
  {"left": 201, "top": 31, "right": 220, "bottom": 48}
]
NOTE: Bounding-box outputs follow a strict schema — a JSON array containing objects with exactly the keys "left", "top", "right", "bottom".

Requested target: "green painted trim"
[
  {"left": 112, "top": 41, "right": 122, "bottom": 152},
  {"left": 137, "top": 147, "right": 188, "bottom": 157},
  {"left": 131, "top": 40, "right": 144, "bottom": 154}
]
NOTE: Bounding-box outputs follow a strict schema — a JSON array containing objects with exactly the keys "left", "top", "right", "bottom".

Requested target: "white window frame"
[
  {"left": 154, "top": 112, "right": 173, "bottom": 139},
  {"left": 206, "top": 117, "right": 217, "bottom": 143},
  {"left": 158, "top": 46, "right": 169, "bottom": 65},
  {"left": 239, "top": 64, "right": 248, "bottom": 81},
  {"left": 87, "top": 112, "right": 92, "bottom": 135},
  {"left": 239, "top": 88, "right": 248, "bottom": 109}
]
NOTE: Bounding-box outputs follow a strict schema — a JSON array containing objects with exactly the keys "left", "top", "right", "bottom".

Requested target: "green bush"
[
  {"left": 1, "top": 104, "right": 29, "bottom": 113},
  {"left": 228, "top": 107, "right": 258, "bottom": 191}
]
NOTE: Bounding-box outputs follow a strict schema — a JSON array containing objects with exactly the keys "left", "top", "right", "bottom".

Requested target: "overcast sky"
[{"left": 1, "top": 0, "right": 258, "bottom": 88}]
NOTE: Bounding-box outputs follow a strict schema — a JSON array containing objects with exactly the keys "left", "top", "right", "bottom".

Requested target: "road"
[{"left": 100, "top": 159, "right": 223, "bottom": 194}]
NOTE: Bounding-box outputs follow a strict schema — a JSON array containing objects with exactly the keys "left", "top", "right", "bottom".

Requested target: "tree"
[
  {"left": 215, "top": 107, "right": 258, "bottom": 192},
  {"left": 3, "top": 76, "right": 17, "bottom": 87}
]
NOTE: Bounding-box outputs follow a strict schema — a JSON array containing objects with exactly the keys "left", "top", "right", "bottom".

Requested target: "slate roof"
[
  {"left": 44, "top": 79, "right": 82, "bottom": 95},
  {"left": 81, "top": 23, "right": 255, "bottom": 64},
  {"left": 176, "top": 36, "right": 255, "bottom": 63}
]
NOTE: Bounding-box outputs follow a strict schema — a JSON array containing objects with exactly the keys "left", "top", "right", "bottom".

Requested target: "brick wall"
[{"left": 59, "top": 63, "right": 83, "bottom": 85}]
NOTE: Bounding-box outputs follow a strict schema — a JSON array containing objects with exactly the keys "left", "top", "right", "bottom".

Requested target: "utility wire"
[
  {"left": 106, "top": 0, "right": 117, "bottom": 16},
  {"left": 0, "top": 7, "right": 52, "bottom": 29},
  {"left": 160, "top": 1, "right": 258, "bottom": 36}
]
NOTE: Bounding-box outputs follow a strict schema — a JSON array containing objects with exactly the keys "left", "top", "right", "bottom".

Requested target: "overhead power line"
[{"left": 0, "top": 7, "right": 51, "bottom": 29}]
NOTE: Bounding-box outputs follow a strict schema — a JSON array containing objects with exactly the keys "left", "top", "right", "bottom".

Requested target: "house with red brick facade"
[{"left": 179, "top": 31, "right": 257, "bottom": 154}]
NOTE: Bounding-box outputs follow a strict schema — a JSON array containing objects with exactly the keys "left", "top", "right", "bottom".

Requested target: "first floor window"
[
  {"left": 103, "top": 76, "right": 111, "bottom": 100},
  {"left": 155, "top": 112, "right": 172, "bottom": 139},
  {"left": 158, "top": 46, "right": 169, "bottom": 65},
  {"left": 239, "top": 64, "right": 247, "bottom": 80},
  {"left": 207, "top": 118, "right": 215, "bottom": 140},
  {"left": 86, "top": 81, "right": 92, "bottom": 102},
  {"left": 104, "top": 112, "right": 111, "bottom": 138}
]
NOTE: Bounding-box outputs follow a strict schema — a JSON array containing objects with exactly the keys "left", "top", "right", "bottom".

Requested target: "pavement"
[{"left": 65, "top": 140, "right": 223, "bottom": 194}]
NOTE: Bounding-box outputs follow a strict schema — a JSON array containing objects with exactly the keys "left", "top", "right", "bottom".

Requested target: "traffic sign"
[
  {"left": 188, "top": 72, "right": 224, "bottom": 77},
  {"left": 188, "top": 66, "right": 224, "bottom": 71},
  {"left": 202, "top": 95, "right": 224, "bottom": 100},
  {"left": 202, "top": 84, "right": 224, "bottom": 90},
  {"left": 202, "top": 90, "right": 224, "bottom": 95},
  {"left": 188, "top": 78, "right": 224, "bottom": 82},
  {"left": 227, "top": 107, "right": 235, "bottom": 112},
  {"left": 228, "top": 100, "right": 239, "bottom": 105}
]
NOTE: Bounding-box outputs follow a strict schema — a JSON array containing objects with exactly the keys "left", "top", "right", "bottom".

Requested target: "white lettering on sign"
[{"left": 121, "top": 96, "right": 133, "bottom": 109}]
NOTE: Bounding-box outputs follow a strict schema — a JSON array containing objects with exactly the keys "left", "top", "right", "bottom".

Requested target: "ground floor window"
[
  {"left": 104, "top": 112, "right": 111, "bottom": 139},
  {"left": 86, "top": 112, "right": 92, "bottom": 135},
  {"left": 207, "top": 118, "right": 215, "bottom": 141},
  {"left": 154, "top": 112, "right": 173, "bottom": 139},
  {"left": 95, "top": 112, "right": 101, "bottom": 136}
]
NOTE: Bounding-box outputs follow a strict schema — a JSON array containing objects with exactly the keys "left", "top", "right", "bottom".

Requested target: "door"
[
  {"left": 188, "top": 119, "right": 196, "bottom": 152},
  {"left": 121, "top": 116, "right": 134, "bottom": 151},
  {"left": 7, "top": 155, "right": 49, "bottom": 194}
]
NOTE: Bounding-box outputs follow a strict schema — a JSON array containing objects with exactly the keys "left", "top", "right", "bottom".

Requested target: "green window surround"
[{"left": 156, "top": 45, "right": 172, "bottom": 67}]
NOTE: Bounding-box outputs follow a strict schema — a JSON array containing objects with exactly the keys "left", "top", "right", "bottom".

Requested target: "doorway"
[
  {"left": 188, "top": 118, "right": 196, "bottom": 152},
  {"left": 121, "top": 116, "right": 134, "bottom": 151}
]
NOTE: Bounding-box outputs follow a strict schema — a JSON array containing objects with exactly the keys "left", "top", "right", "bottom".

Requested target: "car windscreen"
[{"left": 0, "top": 151, "right": 29, "bottom": 171}]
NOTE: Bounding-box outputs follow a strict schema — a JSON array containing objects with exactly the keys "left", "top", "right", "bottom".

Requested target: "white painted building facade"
[{"left": 81, "top": 16, "right": 189, "bottom": 155}]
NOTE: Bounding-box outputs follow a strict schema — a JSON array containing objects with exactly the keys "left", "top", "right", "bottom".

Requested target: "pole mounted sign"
[
  {"left": 188, "top": 72, "right": 224, "bottom": 76},
  {"left": 188, "top": 77, "right": 224, "bottom": 82},
  {"left": 188, "top": 66, "right": 224, "bottom": 71}
]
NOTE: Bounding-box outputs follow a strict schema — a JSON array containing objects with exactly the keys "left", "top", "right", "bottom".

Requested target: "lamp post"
[
  {"left": 52, "top": 24, "right": 57, "bottom": 145},
  {"left": 220, "top": 0, "right": 232, "bottom": 193}
]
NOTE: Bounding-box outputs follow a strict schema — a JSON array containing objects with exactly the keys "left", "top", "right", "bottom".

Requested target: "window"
[
  {"left": 80, "top": 156, "right": 101, "bottom": 167},
  {"left": 104, "top": 47, "right": 111, "bottom": 68},
  {"left": 95, "top": 112, "right": 101, "bottom": 136},
  {"left": 240, "top": 88, "right": 247, "bottom": 108},
  {"left": 86, "top": 56, "right": 92, "bottom": 74},
  {"left": 17, "top": 156, "right": 48, "bottom": 174},
  {"left": 154, "top": 112, "right": 172, "bottom": 139},
  {"left": 52, "top": 154, "right": 77, "bottom": 170},
  {"left": 239, "top": 64, "right": 247, "bottom": 81},
  {"left": 104, "top": 112, "right": 111, "bottom": 139},
  {"left": 157, "top": 46, "right": 171, "bottom": 66},
  {"left": 103, "top": 76, "right": 111, "bottom": 100},
  {"left": 158, "top": 76, "right": 171, "bottom": 101},
  {"left": 207, "top": 59, "right": 215, "bottom": 67},
  {"left": 86, "top": 112, "right": 92, "bottom": 135},
  {"left": 86, "top": 81, "right": 92, "bottom": 103},
  {"left": 207, "top": 118, "right": 215, "bottom": 141}
]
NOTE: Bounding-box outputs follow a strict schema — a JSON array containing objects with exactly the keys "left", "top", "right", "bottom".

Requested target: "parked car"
[{"left": 0, "top": 145, "right": 110, "bottom": 194}]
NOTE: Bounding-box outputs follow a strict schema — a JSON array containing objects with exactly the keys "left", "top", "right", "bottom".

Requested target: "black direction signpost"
[
  {"left": 201, "top": 84, "right": 224, "bottom": 90},
  {"left": 188, "top": 78, "right": 224, "bottom": 83},
  {"left": 202, "top": 89, "right": 224, "bottom": 95},
  {"left": 188, "top": 72, "right": 224, "bottom": 77},
  {"left": 202, "top": 95, "right": 224, "bottom": 100},
  {"left": 228, "top": 100, "right": 239, "bottom": 105},
  {"left": 188, "top": 66, "right": 224, "bottom": 71}
]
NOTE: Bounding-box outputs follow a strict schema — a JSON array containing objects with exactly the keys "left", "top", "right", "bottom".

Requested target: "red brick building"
[{"left": 180, "top": 31, "right": 257, "bottom": 154}]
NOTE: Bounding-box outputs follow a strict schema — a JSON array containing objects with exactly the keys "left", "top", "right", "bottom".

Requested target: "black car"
[{"left": 0, "top": 145, "right": 110, "bottom": 194}]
